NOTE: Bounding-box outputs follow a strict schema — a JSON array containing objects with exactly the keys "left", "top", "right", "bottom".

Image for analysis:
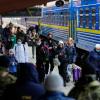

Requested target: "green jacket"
[
  {"left": 78, "top": 81, "right": 100, "bottom": 100},
  {"left": 10, "top": 34, "right": 16, "bottom": 48},
  {"left": 0, "top": 72, "right": 16, "bottom": 97}
]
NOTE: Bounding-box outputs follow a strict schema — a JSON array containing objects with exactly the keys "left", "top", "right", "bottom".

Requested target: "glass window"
[
  {"left": 80, "top": 9, "right": 83, "bottom": 14},
  {"left": 91, "top": 8, "right": 96, "bottom": 29},
  {"left": 79, "top": 8, "right": 83, "bottom": 27},
  {"left": 92, "top": 8, "right": 96, "bottom": 14},
  {"left": 79, "top": 16, "right": 83, "bottom": 27},
  {"left": 85, "top": 16, "right": 89, "bottom": 28},
  {"left": 85, "top": 8, "right": 89, "bottom": 14},
  {"left": 99, "top": 7, "right": 100, "bottom": 29},
  {"left": 92, "top": 16, "right": 96, "bottom": 29},
  {"left": 85, "top": 8, "right": 90, "bottom": 28}
]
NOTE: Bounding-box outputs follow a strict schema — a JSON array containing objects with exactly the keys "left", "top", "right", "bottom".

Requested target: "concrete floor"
[{"left": 28, "top": 46, "right": 74, "bottom": 96}]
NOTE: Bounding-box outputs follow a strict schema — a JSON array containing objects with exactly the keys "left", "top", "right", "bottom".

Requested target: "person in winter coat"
[
  {"left": 65, "top": 37, "right": 77, "bottom": 64},
  {"left": 2, "top": 63, "right": 45, "bottom": 100},
  {"left": 87, "top": 44, "right": 100, "bottom": 81},
  {"left": 45, "top": 33, "right": 56, "bottom": 74},
  {"left": 14, "top": 39, "right": 26, "bottom": 63},
  {"left": 8, "top": 49, "right": 17, "bottom": 76},
  {"left": 65, "top": 38, "right": 77, "bottom": 82},
  {"left": 39, "top": 73, "right": 75, "bottom": 100},
  {"left": 55, "top": 40, "right": 68, "bottom": 86}
]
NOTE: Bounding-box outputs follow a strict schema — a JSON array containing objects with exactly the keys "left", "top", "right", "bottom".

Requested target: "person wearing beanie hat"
[
  {"left": 0, "top": 55, "right": 16, "bottom": 98},
  {"left": 86, "top": 44, "right": 100, "bottom": 81},
  {"left": 45, "top": 73, "right": 64, "bottom": 92},
  {"left": 58, "top": 40, "right": 64, "bottom": 45},
  {"left": 39, "top": 73, "right": 75, "bottom": 100}
]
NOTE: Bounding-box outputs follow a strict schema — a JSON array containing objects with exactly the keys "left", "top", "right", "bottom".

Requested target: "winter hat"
[
  {"left": 95, "top": 44, "right": 100, "bottom": 48},
  {"left": 58, "top": 40, "right": 64, "bottom": 45},
  {"left": 45, "top": 73, "right": 64, "bottom": 92},
  {"left": 9, "top": 49, "right": 14, "bottom": 54}
]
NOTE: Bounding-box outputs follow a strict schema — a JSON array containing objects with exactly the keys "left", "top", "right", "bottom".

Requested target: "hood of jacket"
[{"left": 17, "top": 63, "right": 39, "bottom": 83}]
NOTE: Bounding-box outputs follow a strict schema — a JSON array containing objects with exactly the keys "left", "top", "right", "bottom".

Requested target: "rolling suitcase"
[{"left": 73, "top": 65, "right": 81, "bottom": 82}]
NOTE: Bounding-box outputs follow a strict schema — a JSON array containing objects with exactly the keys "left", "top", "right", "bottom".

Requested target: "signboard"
[{"left": 2, "top": 7, "right": 42, "bottom": 17}]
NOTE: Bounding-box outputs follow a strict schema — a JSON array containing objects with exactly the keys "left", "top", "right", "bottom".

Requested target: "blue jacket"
[
  {"left": 8, "top": 55, "right": 17, "bottom": 73},
  {"left": 87, "top": 49, "right": 100, "bottom": 71},
  {"left": 40, "top": 91, "right": 75, "bottom": 100},
  {"left": 56, "top": 45, "right": 76, "bottom": 63},
  {"left": 2, "top": 63, "right": 45, "bottom": 100},
  {"left": 64, "top": 45, "right": 77, "bottom": 64}
]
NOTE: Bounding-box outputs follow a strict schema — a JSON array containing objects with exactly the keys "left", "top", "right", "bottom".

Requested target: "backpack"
[{"left": 15, "top": 44, "right": 25, "bottom": 54}]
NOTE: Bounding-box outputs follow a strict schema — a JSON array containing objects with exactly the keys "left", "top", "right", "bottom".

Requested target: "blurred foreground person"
[
  {"left": 87, "top": 44, "right": 100, "bottom": 81},
  {"left": 68, "top": 65, "right": 100, "bottom": 100},
  {"left": 40, "top": 73, "right": 75, "bottom": 100},
  {"left": 2, "top": 63, "right": 45, "bottom": 100},
  {"left": 8, "top": 49, "right": 17, "bottom": 76},
  {"left": 0, "top": 56, "right": 16, "bottom": 98}
]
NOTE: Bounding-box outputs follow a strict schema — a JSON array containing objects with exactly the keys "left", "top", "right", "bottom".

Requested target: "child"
[{"left": 8, "top": 49, "right": 17, "bottom": 76}]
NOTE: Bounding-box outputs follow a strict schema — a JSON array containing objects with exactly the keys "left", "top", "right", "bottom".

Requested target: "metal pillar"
[{"left": 69, "top": 0, "right": 76, "bottom": 40}]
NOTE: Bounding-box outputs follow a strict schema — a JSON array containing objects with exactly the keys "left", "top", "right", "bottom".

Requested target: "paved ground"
[{"left": 28, "top": 46, "right": 74, "bottom": 96}]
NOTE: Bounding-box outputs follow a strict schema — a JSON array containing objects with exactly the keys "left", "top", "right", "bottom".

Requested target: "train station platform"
[{"left": 28, "top": 46, "right": 74, "bottom": 96}]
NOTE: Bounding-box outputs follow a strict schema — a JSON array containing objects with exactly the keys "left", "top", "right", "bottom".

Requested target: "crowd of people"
[{"left": 0, "top": 22, "right": 100, "bottom": 100}]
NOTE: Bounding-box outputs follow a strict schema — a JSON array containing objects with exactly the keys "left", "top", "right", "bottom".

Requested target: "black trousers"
[
  {"left": 58, "top": 62, "right": 69, "bottom": 86},
  {"left": 45, "top": 57, "right": 54, "bottom": 74}
]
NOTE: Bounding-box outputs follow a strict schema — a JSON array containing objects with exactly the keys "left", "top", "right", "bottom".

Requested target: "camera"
[{"left": 55, "top": 0, "right": 65, "bottom": 7}]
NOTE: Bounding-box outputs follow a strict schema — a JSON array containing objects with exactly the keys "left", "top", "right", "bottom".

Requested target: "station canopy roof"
[{"left": 0, "top": 0, "right": 57, "bottom": 14}]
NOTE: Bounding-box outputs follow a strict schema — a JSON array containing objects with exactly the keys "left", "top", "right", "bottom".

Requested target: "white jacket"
[
  {"left": 24, "top": 42, "right": 29, "bottom": 62},
  {"left": 14, "top": 43, "right": 26, "bottom": 63}
]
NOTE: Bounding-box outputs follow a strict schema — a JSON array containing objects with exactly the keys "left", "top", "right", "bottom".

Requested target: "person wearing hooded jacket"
[
  {"left": 2, "top": 63, "right": 45, "bottom": 100},
  {"left": 87, "top": 44, "right": 100, "bottom": 81}
]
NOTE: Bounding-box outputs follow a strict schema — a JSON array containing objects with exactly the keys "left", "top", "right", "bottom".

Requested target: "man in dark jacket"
[
  {"left": 2, "top": 63, "right": 45, "bottom": 100},
  {"left": 87, "top": 44, "right": 100, "bottom": 80},
  {"left": 45, "top": 33, "right": 56, "bottom": 74}
]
